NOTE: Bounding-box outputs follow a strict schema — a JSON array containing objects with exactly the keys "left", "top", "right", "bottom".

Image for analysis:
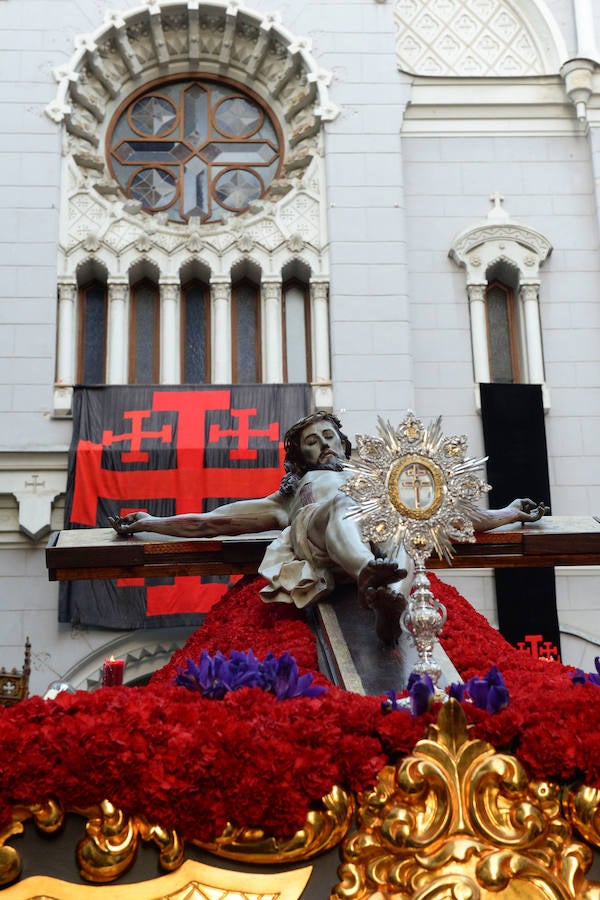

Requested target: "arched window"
[
  {"left": 107, "top": 75, "right": 283, "bottom": 226},
  {"left": 283, "top": 278, "right": 311, "bottom": 383},
  {"left": 449, "top": 198, "right": 552, "bottom": 407},
  {"left": 77, "top": 280, "right": 107, "bottom": 384},
  {"left": 232, "top": 277, "right": 260, "bottom": 383},
  {"left": 486, "top": 281, "right": 521, "bottom": 384},
  {"left": 129, "top": 279, "right": 159, "bottom": 383},
  {"left": 51, "top": 3, "right": 334, "bottom": 413},
  {"left": 182, "top": 279, "right": 210, "bottom": 384}
]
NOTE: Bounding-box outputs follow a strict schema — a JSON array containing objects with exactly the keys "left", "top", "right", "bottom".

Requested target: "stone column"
[
  {"left": 106, "top": 280, "right": 128, "bottom": 384},
  {"left": 466, "top": 283, "right": 491, "bottom": 384},
  {"left": 160, "top": 280, "right": 180, "bottom": 384},
  {"left": 54, "top": 280, "right": 77, "bottom": 415},
  {"left": 520, "top": 283, "right": 545, "bottom": 384},
  {"left": 262, "top": 280, "right": 283, "bottom": 383},
  {"left": 211, "top": 279, "right": 231, "bottom": 383},
  {"left": 310, "top": 280, "right": 331, "bottom": 384},
  {"left": 55, "top": 280, "right": 77, "bottom": 387},
  {"left": 574, "top": 0, "right": 599, "bottom": 62}
]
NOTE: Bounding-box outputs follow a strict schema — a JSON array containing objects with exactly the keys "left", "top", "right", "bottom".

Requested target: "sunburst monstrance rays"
[{"left": 340, "top": 413, "right": 490, "bottom": 565}]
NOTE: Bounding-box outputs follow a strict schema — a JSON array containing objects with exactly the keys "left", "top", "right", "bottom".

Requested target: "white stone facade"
[{"left": 1, "top": 0, "right": 600, "bottom": 693}]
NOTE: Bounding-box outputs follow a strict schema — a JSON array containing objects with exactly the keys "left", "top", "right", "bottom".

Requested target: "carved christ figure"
[{"left": 110, "top": 412, "right": 546, "bottom": 644}]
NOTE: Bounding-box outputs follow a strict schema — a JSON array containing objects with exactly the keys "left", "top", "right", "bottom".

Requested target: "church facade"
[{"left": 1, "top": 0, "right": 600, "bottom": 695}]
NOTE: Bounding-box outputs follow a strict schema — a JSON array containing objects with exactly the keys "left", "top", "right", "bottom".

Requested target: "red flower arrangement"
[{"left": 0, "top": 574, "right": 598, "bottom": 843}]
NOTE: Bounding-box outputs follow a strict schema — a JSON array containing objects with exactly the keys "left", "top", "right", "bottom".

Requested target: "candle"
[{"left": 102, "top": 656, "right": 125, "bottom": 687}]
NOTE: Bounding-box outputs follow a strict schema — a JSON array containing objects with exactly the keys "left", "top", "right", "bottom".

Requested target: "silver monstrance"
[{"left": 340, "top": 412, "right": 489, "bottom": 688}]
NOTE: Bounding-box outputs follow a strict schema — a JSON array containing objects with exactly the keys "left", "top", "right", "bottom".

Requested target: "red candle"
[{"left": 102, "top": 656, "right": 125, "bottom": 687}]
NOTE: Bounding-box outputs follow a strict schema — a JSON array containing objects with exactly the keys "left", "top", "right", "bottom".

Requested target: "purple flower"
[
  {"left": 589, "top": 658, "right": 600, "bottom": 687},
  {"left": 175, "top": 649, "right": 326, "bottom": 701},
  {"left": 570, "top": 658, "right": 600, "bottom": 688},
  {"left": 175, "top": 650, "right": 233, "bottom": 699},
  {"left": 465, "top": 665, "right": 509, "bottom": 713},
  {"left": 271, "top": 651, "right": 326, "bottom": 700},
  {"left": 381, "top": 689, "right": 401, "bottom": 712},
  {"left": 407, "top": 672, "right": 434, "bottom": 717},
  {"left": 448, "top": 681, "right": 466, "bottom": 702}
]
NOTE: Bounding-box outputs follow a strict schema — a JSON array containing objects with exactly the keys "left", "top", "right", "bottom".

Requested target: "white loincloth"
[{"left": 259, "top": 504, "right": 338, "bottom": 608}]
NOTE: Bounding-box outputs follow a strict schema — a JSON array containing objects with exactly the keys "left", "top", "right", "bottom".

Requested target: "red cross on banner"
[
  {"left": 60, "top": 384, "right": 311, "bottom": 629},
  {"left": 70, "top": 390, "right": 283, "bottom": 524}
]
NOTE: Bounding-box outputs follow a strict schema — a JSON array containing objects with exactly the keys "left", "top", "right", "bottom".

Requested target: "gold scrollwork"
[
  {"left": 564, "top": 783, "right": 600, "bottom": 849},
  {"left": 1, "top": 786, "right": 352, "bottom": 887},
  {"left": 77, "top": 800, "right": 184, "bottom": 882},
  {"left": 333, "top": 700, "right": 600, "bottom": 899},
  {"left": 195, "top": 785, "right": 355, "bottom": 863}
]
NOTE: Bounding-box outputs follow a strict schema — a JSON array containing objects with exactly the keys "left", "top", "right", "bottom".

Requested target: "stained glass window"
[
  {"left": 78, "top": 282, "right": 106, "bottom": 384},
  {"left": 232, "top": 279, "right": 260, "bottom": 383},
  {"left": 130, "top": 280, "right": 159, "bottom": 383},
  {"left": 283, "top": 280, "right": 311, "bottom": 382},
  {"left": 183, "top": 281, "right": 209, "bottom": 383},
  {"left": 108, "top": 76, "right": 282, "bottom": 224},
  {"left": 486, "top": 282, "right": 520, "bottom": 383}
]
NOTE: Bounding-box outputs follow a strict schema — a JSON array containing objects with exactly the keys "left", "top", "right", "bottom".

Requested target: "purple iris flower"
[
  {"left": 465, "top": 665, "right": 509, "bottom": 713},
  {"left": 589, "top": 658, "right": 600, "bottom": 687},
  {"left": 381, "top": 689, "right": 401, "bottom": 712},
  {"left": 175, "top": 649, "right": 326, "bottom": 701},
  {"left": 448, "top": 681, "right": 466, "bottom": 702},
  {"left": 273, "top": 651, "right": 326, "bottom": 700},
  {"left": 175, "top": 649, "right": 233, "bottom": 699},
  {"left": 407, "top": 672, "right": 435, "bottom": 717},
  {"left": 570, "top": 657, "right": 600, "bottom": 687}
]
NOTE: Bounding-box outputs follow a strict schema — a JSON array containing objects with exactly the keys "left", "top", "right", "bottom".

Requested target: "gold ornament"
[
  {"left": 0, "top": 858, "right": 312, "bottom": 899},
  {"left": 0, "top": 786, "right": 352, "bottom": 887},
  {"left": 195, "top": 784, "right": 354, "bottom": 863},
  {"left": 333, "top": 700, "right": 600, "bottom": 899},
  {"left": 77, "top": 800, "right": 184, "bottom": 882}
]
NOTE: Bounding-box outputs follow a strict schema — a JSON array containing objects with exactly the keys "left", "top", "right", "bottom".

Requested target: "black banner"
[
  {"left": 480, "top": 382, "right": 561, "bottom": 661},
  {"left": 60, "top": 384, "right": 310, "bottom": 629}
]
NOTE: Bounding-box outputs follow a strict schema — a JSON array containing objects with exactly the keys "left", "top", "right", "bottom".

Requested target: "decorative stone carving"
[
  {"left": 394, "top": 0, "right": 561, "bottom": 77},
  {"left": 449, "top": 197, "right": 552, "bottom": 406},
  {"left": 449, "top": 196, "right": 552, "bottom": 281},
  {"left": 49, "top": 1, "right": 332, "bottom": 416}
]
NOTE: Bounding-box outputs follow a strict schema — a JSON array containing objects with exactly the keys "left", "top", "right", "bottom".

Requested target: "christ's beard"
[{"left": 308, "top": 456, "right": 344, "bottom": 472}]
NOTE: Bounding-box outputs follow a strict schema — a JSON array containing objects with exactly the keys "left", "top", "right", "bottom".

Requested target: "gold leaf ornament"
[{"left": 332, "top": 701, "right": 600, "bottom": 899}]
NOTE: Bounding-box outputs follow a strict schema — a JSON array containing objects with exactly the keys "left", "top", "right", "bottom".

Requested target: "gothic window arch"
[
  {"left": 129, "top": 277, "right": 160, "bottom": 384},
  {"left": 449, "top": 197, "right": 552, "bottom": 408},
  {"left": 282, "top": 261, "right": 312, "bottom": 384},
  {"left": 485, "top": 280, "right": 521, "bottom": 385},
  {"left": 181, "top": 279, "right": 210, "bottom": 384},
  {"left": 77, "top": 280, "right": 107, "bottom": 385},
  {"left": 231, "top": 270, "right": 261, "bottom": 384},
  {"left": 49, "top": 1, "right": 336, "bottom": 414}
]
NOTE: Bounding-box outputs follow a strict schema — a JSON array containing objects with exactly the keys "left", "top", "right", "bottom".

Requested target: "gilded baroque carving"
[
  {"left": 4, "top": 717, "right": 600, "bottom": 895},
  {"left": 0, "top": 789, "right": 349, "bottom": 887},
  {"left": 196, "top": 785, "right": 355, "bottom": 863},
  {"left": 333, "top": 700, "right": 600, "bottom": 899},
  {"left": 0, "top": 859, "right": 312, "bottom": 900}
]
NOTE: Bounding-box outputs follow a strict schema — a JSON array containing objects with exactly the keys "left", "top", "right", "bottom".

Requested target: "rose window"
[{"left": 108, "top": 76, "right": 283, "bottom": 225}]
